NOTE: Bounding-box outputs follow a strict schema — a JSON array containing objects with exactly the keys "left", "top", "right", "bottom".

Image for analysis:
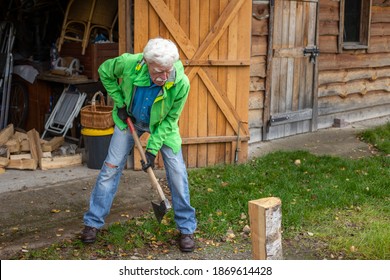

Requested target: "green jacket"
[{"left": 98, "top": 53, "right": 190, "bottom": 156}]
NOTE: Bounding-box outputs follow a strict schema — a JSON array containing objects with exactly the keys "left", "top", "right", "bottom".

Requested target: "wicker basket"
[{"left": 80, "top": 91, "right": 114, "bottom": 129}]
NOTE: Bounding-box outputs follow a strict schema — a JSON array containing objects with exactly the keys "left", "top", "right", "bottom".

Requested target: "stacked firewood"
[{"left": 0, "top": 124, "right": 82, "bottom": 174}]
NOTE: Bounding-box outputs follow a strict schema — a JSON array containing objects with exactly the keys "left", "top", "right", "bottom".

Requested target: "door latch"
[{"left": 303, "top": 46, "right": 320, "bottom": 64}]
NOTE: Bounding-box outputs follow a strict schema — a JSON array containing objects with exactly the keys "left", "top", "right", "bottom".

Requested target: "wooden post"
[{"left": 248, "top": 197, "right": 283, "bottom": 260}]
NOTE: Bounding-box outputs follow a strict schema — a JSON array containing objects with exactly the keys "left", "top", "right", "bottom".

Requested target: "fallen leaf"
[
  {"left": 51, "top": 209, "right": 61, "bottom": 213},
  {"left": 242, "top": 225, "right": 251, "bottom": 234}
]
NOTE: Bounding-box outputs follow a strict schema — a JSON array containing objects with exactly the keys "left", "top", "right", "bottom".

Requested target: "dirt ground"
[
  {"left": 0, "top": 117, "right": 388, "bottom": 260},
  {"left": 0, "top": 169, "right": 159, "bottom": 259}
]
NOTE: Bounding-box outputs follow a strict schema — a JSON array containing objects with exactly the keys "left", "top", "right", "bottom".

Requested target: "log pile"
[{"left": 0, "top": 124, "right": 82, "bottom": 174}]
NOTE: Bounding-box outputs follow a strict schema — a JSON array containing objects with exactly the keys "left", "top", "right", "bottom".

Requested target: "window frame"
[{"left": 339, "top": 0, "right": 372, "bottom": 52}]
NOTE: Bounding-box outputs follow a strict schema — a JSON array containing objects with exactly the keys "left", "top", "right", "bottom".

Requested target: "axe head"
[{"left": 151, "top": 198, "right": 171, "bottom": 223}]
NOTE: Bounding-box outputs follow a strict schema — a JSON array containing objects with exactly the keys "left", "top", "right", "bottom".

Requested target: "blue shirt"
[{"left": 131, "top": 82, "right": 162, "bottom": 125}]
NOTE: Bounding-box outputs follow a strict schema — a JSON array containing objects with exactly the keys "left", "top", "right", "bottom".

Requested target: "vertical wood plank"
[
  {"left": 271, "top": 0, "right": 283, "bottom": 114},
  {"left": 206, "top": 0, "right": 220, "bottom": 166},
  {"left": 284, "top": 1, "right": 297, "bottom": 136},
  {"left": 218, "top": 0, "right": 229, "bottom": 164},
  {"left": 134, "top": 0, "right": 149, "bottom": 52},
  {"left": 178, "top": 0, "right": 190, "bottom": 166},
  {"left": 311, "top": 1, "right": 320, "bottom": 131},
  {"left": 149, "top": 0, "right": 160, "bottom": 39},
  {"left": 235, "top": 0, "right": 251, "bottom": 163},
  {"left": 197, "top": 0, "right": 210, "bottom": 167},
  {"left": 118, "top": 0, "right": 126, "bottom": 54},
  {"left": 187, "top": 0, "right": 199, "bottom": 167}
]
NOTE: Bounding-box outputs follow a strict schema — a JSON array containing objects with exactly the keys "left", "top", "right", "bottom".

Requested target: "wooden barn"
[
  {"left": 1, "top": 0, "right": 389, "bottom": 170},
  {"left": 116, "top": 0, "right": 390, "bottom": 168},
  {"left": 250, "top": 0, "right": 390, "bottom": 141}
]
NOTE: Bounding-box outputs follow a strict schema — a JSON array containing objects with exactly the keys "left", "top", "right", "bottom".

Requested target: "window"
[{"left": 341, "top": 0, "right": 372, "bottom": 50}]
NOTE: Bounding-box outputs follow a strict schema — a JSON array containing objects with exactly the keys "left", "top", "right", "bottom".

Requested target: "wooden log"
[
  {"left": 249, "top": 91, "right": 265, "bottom": 110},
  {"left": 10, "top": 153, "right": 32, "bottom": 160},
  {"left": 373, "top": 0, "right": 390, "bottom": 6},
  {"left": 7, "top": 158, "right": 37, "bottom": 170},
  {"left": 319, "top": 0, "right": 339, "bottom": 21},
  {"left": 5, "top": 138, "right": 20, "bottom": 154},
  {"left": 252, "top": 3, "right": 269, "bottom": 36},
  {"left": 42, "top": 151, "right": 52, "bottom": 158},
  {"left": 371, "top": 22, "right": 390, "bottom": 36},
  {"left": 40, "top": 154, "right": 82, "bottom": 170},
  {"left": 0, "top": 124, "right": 14, "bottom": 145},
  {"left": 251, "top": 36, "right": 268, "bottom": 56},
  {"left": 368, "top": 35, "right": 390, "bottom": 53},
  {"left": 319, "top": 67, "right": 390, "bottom": 85},
  {"left": 41, "top": 137, "right": 65, "bottom": 152},
  {"left": 27, "top": 129, "right": 43, "bottom": 168},
  {"left": 0, "top": 157, "right": 9, "bottom": 167},
  {"left": 319, "top": 20, "right": 339, "bottom": 35},
  {"left": 20, "top": 139, "right": 30, "bottom": 152},
  {"left": 318, "top": 91, "right": 390, "bottom": 115},
  {"left": 371, "top": 6, "right": 390, "bottom": 23},
  {"left": 319, "top": 35, "right": 338, "bottom": 53},
  {"left": 250, "top": 77, "right": 265, "bottom": 92},
  {"left": 13, "top": 131, "right": 28, "bottom": 140},
  {"left": 318, "top": 77, "right": 390, "bottom": 98},
  {"left": 248, "top": 197, "right": 283, "bottom": 260},
  {"left": 250, "top": 56, "right": 267, "bottom": 78},
  {"left": 9, "top": 131, "right": 37, "bottom": 153},
  {"left": 319, "top": 53, "right": 390, "bottom": 71}
]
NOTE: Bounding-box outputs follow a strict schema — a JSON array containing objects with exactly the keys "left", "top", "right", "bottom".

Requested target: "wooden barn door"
[
  {"left": 264, "top": 0, "right": 319, "bottom": 140},
  {"left": 134, "top": 0, "right": 252, "bottom": 167}
]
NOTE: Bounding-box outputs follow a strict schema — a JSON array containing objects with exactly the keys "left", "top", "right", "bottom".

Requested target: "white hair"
[{"left": 143, "top": 38, "right": 179, "bottom": 67}]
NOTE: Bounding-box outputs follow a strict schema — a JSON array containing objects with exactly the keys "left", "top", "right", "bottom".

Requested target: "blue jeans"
[{"left": 83, "top": 125, "right": 197, "bottom": 234}]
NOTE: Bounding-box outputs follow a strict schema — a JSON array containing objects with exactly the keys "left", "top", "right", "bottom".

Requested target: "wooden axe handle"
[{"left": 126, "top": 118, "right": 166, "bottom": 201}]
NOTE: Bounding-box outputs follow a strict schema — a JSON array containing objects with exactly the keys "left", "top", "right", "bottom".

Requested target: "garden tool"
[{"left": 126, "top": 117, "right": 171, "bottom": 223}]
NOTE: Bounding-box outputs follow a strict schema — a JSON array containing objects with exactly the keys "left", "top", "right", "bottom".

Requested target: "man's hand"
[
  {"left": 141, "top": 151, "right": 156, "bottom": 172},
  {"left": 117, "top": 106, "right": 129, "bottom": 122}
]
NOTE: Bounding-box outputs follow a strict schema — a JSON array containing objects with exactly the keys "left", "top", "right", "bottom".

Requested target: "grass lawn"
[{"left": 18, "top": 123, "right": 390, "bottom": 260}]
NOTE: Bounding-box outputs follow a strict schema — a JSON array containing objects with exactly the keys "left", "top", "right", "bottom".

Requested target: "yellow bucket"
[{"left": 81, "top": 127, "right": 114, "bottom": 137}]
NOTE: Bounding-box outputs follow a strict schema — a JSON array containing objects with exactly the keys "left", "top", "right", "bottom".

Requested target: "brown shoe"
[
  {"left": 81, "top": 226, "right": 99, "bottom": 243},
  {"left": 179, "top": 233, "right": 195, "bottom": 252}
]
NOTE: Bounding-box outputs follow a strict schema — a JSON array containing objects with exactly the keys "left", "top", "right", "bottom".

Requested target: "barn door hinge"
[{"left": 303, "top": 46, "right": 320, "bottom": 64}]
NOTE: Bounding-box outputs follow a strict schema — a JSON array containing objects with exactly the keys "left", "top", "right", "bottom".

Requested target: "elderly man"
[{"left": 81, "top": 38, "right": 197, "bottom": 252}]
